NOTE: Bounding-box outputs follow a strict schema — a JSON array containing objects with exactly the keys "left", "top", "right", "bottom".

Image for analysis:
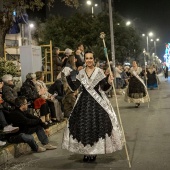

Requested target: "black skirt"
[
  {"left": 68, "top": 87, "right": 113, "bottom": 147},
  {"left": 128, "top": 76, "right": 146, "bottom": 98}
]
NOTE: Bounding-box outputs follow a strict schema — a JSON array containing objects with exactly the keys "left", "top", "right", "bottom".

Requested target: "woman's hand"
[{"left": 108, "top": 74, "right": 114, "bottom": 85}]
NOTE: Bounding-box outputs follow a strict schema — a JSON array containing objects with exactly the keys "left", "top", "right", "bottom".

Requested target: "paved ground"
[{"left": 1, "top": 75, "right": 170, "bottom": 170}]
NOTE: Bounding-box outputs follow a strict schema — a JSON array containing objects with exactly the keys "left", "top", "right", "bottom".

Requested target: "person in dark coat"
[
  {"left": 0, "top": 78, "right": 19, "bottom": 133},
  {"left": 164, "top": 64, "right": 168, "bottom": 81},
  {"left": 2, "top": 74, "right": 18, "bottom": 111},
  {"left": 20, "top": 73, "right": 51, "bottom": 125},
  {"left": 7, "top": 96, "right": 57, "bottom": 153},
  {"left": 52, "top": 47, "right": 63, "bottom": 81}
]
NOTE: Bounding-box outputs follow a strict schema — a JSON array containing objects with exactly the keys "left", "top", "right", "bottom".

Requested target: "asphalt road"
[{"left": 3, "top": 75, "right": 170, "bottom": 170}]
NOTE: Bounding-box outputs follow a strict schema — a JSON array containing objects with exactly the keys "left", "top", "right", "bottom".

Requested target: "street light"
[
  {"left": 126, "top": 21, "right": 131, "bottom": 26},
  {"left": 150, "top": 38, "right": 159, "bottom": 55},
  {"left": 86, "top": 0, "right": 98, "bottom": 17},
  {"left": 142, "top": 32, "right": 153, "bottom": 53},
  {"left": 28, "top": 23, "right": 34, "bottom": 45}
]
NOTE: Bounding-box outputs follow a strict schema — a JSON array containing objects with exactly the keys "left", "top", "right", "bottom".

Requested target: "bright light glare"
[
  {"left": 87, "top": 1, "right": 92, "bottom": 5},
  {"left": 156, "top": 38, "right": 159, "bottom": 41},
  {"left": 148, "top": 32, "right": 153, "bottom": 36},
  {"left": 142, "top": 34, "right": 145, "bottom": 37},
  {"left": 94, "top": 4, "right": 98, "bottom": 7},
  {"left": 150, "top": 39, "right": 153, "bottom": 41},
  {"left": 126, "top": 21, "right": 131, "bottom": 26},
  {"left": 29, "top": 23, "right": 34, "bottom": 28}
]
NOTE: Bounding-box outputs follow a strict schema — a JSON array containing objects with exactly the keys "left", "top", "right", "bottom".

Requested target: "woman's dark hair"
[
  {"left": 15, "top": 96, "right": 27, "bottom": 108},
  {"left": 84, "top": 50, "right": 95, "bottom": 59}
]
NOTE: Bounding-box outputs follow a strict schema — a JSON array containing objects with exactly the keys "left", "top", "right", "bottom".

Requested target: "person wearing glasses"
[{"left": 6, "top": 96, "right": 57, "bottom": 153}]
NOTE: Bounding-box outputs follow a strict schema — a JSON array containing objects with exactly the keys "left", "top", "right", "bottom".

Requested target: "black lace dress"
[
  {"left": 68, "top": 78, "right": 113, "bottom": 147},
  {"left": 124, "top": 67, "right": 150, "bottom": 104},
  {"left": 62, "top": 68, "right": 123, "bottom": 155}
]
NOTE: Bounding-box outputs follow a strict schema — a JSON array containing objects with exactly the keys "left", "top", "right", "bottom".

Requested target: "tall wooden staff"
[{"left": 100, "top": 32, "right": 131, "bottom": 168}]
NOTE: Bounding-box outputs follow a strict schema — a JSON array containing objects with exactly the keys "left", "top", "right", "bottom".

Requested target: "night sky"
[
  {"left": 114, "top": 0, "right": 170, "bottom": 57},
  {"left": 29, "top": 0, "right": 170, "bottom": 58}
]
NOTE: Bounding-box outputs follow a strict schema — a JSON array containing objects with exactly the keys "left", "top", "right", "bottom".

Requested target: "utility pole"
[{"left": 108, "top": 0, "right": 115, "bottom": 67}]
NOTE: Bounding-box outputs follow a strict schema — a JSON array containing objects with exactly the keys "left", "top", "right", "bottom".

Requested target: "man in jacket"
[{"left": 7, "top": 96, "right": 57, "bottom": 152}]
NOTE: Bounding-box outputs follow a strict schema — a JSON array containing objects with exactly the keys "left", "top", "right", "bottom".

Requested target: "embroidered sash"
[
  {"left": 131, "top": 70, "right": 150, "bottom": 101},
  {"left": 77, "top": 68, "right": 119, "bottom": 122}
]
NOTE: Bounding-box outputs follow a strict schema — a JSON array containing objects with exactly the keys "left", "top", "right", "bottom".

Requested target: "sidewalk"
[{"left": 0, "top": 120, "right": 67, "bottom": 166}]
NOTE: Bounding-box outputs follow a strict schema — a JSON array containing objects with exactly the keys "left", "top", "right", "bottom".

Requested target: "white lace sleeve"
[{"left": 62, "top": 67, "right": 72, "bottom": 76}]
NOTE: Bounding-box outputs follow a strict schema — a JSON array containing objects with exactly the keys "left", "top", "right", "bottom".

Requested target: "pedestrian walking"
[
  {"left": 163, "top": 64, "right": 168, "bottom": 81},
  {"left": 124, "top": 61, "right": 150, "bottom": 108},
  {"left": 62, "top": 50, "right": 123, "bottom": 162}
]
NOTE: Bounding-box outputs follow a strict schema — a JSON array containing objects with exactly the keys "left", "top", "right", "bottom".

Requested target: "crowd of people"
[{"left": 0, "top": 42, "right": 167, "bottom": 162}]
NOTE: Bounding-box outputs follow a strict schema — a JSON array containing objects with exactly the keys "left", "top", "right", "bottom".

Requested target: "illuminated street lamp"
[
  {"left": 142, "top": 32, "right": 153, "bottom": 53},
  {"left": 86, "top": 0, "right": 98, "bottom": 17},
  {"left": 126, "top": 21, "right": 131, "bottom": 26},
  {"left": 151, "top": 38, "right": 160, "bottom": 55},
  {"left": 28, "top": 23, "right": 34, "bottom": 45}
]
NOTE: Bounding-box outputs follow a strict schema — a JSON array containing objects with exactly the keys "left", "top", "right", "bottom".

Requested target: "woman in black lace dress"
[
  {"left": 62, "top": 51, "right": 123, "bottom": 162},
  {"left": 124, "top": 61, "right": 150, "bottom": 108}
]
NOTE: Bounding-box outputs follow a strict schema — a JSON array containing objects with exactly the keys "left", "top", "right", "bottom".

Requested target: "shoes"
[
  {"left": 83, "top": 155, "right": 90, "bottom": 162},
  {"left": 89, "top": 155, "right": 97, "bottom": 162},
  {"left": 43, "top": 143, "right": 57, "bottom": 150},
  {"left": 135, "top": 103, "right": 140, "bottom": 108},
  {"left": 83, "top": 155, "right": 97, "bottom": 162},
  {"left": 51, "top": 119, "right": 60, "bottom": 123},
  {"left": 3, "top": 125, "right": 19, "bottom": 133},
  {"left": 45, "top": 120, "right": 55, "bottom": 126},
  {"left": 0, "top": 140, "right": 6, "bottom": 146},
  {"left": 37, "top": 146, "right": 46, "bottom": 153}
]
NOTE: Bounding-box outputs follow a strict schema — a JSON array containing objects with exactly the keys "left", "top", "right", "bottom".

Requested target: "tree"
[
  {"left": 37, "top": 12, "right": 142, "bottom": 63},
  {"left": 0, "top": 0, "right": 79, "bottom": 57}
]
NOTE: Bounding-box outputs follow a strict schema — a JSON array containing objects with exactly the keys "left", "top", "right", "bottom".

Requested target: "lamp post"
[
  {"left": 86, "top": 0, "right": 98, "bottom": 17},
  {"left": 151, "top": 38, "right": 159, "bottom": 55},
  {"left": 28, "top": 23, "right": 34, "bottom": 45},
  {"left": 142, "top": 32, "right": 153, "bottom": 54}
]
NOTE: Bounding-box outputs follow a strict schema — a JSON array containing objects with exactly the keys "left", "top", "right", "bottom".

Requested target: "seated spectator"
[
  {"left": 20, "top": 73, "right": 52, "bottom": 125},
  {"left": 0, "top": 78, "right": 19, "bottom": 147},
  {"left": 35, "top": 71, "right": 63, "bottom": 123},
  {"left": 0, "top": 78, "right": 19, "bottom": 133},
  {"left": 6, "top": 96, "right": 57, "bottom": 152},
  {"left": 2, "top": 74, "right": 18, "bottom": 112}
]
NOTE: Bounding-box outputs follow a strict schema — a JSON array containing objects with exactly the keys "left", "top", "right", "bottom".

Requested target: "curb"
[{"left": 0, "top": 120, "right": 67, "bottom": 166}]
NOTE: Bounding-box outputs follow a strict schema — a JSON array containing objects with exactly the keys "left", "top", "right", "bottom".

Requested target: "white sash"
[
  {"left": 131, "top": 70, "right": 150, "bottom": 102},
  {"left": 77, "top": 68, "right": 119, "bottom": 123}
]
